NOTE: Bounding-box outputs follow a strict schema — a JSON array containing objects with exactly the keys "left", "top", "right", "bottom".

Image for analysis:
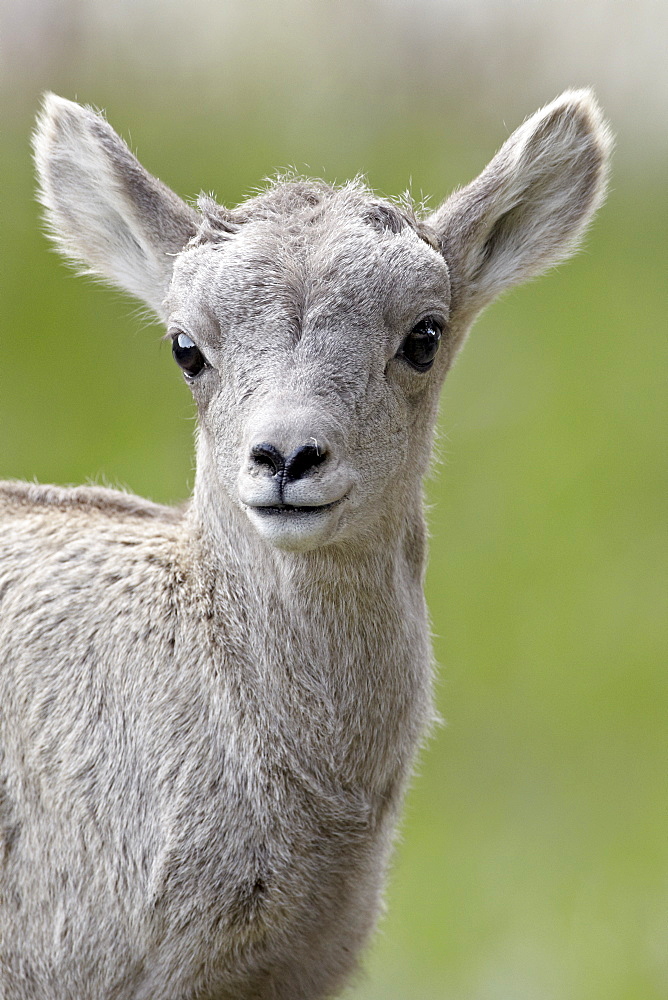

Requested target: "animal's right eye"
[{"left": 171, "top": 332, "right": 208, "bottom": 378}]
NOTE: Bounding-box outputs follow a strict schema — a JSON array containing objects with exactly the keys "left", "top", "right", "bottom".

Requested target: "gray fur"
[{"left": 0, "top": 91, "right": 610, "bottom": 999}]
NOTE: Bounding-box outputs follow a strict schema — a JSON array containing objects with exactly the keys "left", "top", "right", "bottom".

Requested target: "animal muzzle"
[{"left": 237, "top": 405, "right": 355, "bottom": 524}]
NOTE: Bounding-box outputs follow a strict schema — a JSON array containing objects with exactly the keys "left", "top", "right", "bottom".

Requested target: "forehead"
[{"left": 168, "top": 187, "right": 450, "bottom": 324}]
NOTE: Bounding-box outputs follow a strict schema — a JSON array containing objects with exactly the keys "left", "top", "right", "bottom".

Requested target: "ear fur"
[
  {"left": 33, "top": 94, "right": 199, "bottom": 318},
  {"left": 428, "top": 90, "right": 612, "bottom": 324}
]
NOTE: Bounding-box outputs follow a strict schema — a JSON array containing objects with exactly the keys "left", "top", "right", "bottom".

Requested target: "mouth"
[
  {"left": 242, "top": 493, "right": 349, "bottom": 550},
  {"left": 248, "top": 497, "right": 346, "bottom": 517}
]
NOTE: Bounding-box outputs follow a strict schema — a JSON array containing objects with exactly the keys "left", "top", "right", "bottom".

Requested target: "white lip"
[
  {"left": 243, "top": 495, "right": 348, "bottom": 550},
  {"left": 247, "top": 496, "right": 347, "bottom": 516},
  {"left": 238, "top": 469, "right": 355, "bottom": 513}
]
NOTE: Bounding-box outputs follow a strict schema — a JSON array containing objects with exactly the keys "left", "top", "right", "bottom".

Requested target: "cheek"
[
  {"left": 363, "top": 377, "right": 441, "bottom": 489},
  {"left": 353, "top": 386, "right": 411, "bottom": 487},
  {"left": 198, "top": 389, "right": 244, "bottom": 481}
]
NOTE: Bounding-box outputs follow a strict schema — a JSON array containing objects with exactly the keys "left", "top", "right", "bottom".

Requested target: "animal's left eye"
[{"left": 398, "top": 317, "right": 442, "bottom": 371}]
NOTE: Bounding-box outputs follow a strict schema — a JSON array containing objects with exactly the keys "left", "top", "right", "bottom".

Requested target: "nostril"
[
  {"left": 284, "top": 443, "right": 328, "bottom": 483},
  {"left": 250, "top": 443, "right": 285, "bottom": 477}
]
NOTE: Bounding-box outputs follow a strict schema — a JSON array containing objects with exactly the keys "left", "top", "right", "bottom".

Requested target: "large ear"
[
  {"left": 428, "top": 90, "right": 612, "bottom": 325},
  {"left": 33, "top": 94, "right": 200, "bottom": 318}
]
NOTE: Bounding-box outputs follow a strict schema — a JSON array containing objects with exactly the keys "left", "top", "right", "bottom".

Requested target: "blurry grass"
[{"left": 1, "top": 104, "right": 665, "bottom": 1000}]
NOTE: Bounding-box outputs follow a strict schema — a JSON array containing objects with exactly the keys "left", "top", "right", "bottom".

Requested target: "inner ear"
[{"left": 475, "top": 201, "right": 527, "bottom": 274}]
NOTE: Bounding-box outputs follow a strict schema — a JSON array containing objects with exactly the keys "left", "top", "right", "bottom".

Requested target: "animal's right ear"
[{"left": 33, "top": 94, "right": 200, "bottom": 319}]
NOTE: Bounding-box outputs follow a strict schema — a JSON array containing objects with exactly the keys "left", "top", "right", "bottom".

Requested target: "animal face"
[{"left": 166, "top": 190, "right": 451, "bottom": 549}]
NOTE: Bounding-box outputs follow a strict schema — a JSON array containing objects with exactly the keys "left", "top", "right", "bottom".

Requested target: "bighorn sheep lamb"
[{"left": 0, "top": 92, "right": 610, "bottom": 999}]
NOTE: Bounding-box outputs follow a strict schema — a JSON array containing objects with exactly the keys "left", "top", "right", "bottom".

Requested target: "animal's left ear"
[{"left": 428, "top": 90, "right": 612, "bottom": 324}]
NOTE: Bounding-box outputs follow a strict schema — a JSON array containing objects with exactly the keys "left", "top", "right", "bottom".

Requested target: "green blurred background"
[{"left": 1, "top": 2, "right": 665, "bottom": 997}]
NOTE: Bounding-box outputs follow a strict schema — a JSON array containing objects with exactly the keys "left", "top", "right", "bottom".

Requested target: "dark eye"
[
  {"left": 398, "top": 316, "right": 442, "bottom": 371},
  {"left": 172, "top": 332, "right": 208, "bottom": 378}
]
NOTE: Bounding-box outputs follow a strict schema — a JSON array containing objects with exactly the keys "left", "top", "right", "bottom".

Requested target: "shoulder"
[
  {"left": 0, "top": 482, "right": 196, "bottom": 623},
  {"left": 0, "top": 480, "right": 183, "bottom": 523}
]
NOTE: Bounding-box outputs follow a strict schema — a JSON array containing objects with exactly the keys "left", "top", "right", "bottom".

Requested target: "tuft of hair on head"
[{"left": 187, "top": 195, "right": 241, "bottom": 248}]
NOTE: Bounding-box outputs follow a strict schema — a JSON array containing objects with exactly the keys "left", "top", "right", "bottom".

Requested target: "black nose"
[
  {"left": 250, "top": 443, "right": 284, "bottom": 477},
  {"left": 250, "top": 442, "right": 327, "bottom": 482}
]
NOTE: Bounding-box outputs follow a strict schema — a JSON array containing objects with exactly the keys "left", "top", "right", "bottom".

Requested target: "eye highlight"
[
  {"left": 171, "top": 331, "right": 208, "bottom": 378},
  {"left": 398, "top": 316, "right": 442, "bottom": 372}
]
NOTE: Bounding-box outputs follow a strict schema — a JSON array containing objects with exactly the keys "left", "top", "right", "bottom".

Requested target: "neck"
[{"left": 187, "top": 455, "right": 434, "bottom": 795}]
